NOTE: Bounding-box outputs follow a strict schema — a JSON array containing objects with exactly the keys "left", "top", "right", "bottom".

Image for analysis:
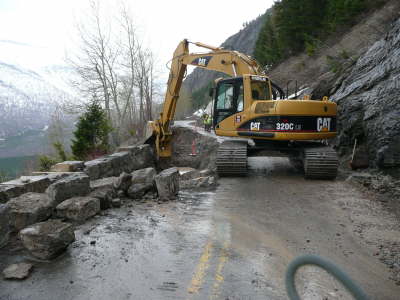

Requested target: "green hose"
[{"left": 285, "top": 254, "right": 369, "bottom": 300}]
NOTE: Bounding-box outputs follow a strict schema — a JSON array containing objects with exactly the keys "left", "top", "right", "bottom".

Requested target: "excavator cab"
[{"left": 212, "top": 74, "right": 284, "bottom": 134}]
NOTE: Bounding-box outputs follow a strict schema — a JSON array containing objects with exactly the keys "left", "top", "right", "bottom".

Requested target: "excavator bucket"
[{"left": 143, "top": 121, "right": 155, "bottom": 145}]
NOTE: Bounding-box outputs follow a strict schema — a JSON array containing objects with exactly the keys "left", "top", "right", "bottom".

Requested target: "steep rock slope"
[
  {"left": 331, "top": 18, "right": 400, "bottom": 169},
  {"left": 183, "top": 14, "right": 266, "bottom": 93}
]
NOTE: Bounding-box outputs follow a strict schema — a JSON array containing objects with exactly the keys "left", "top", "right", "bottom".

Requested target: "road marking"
[
  {"left": 187, "top": 240, "right": 213, "bottom": 296},
  {"left": 210, "top": 241, "right": 229, "bottom": 300}
]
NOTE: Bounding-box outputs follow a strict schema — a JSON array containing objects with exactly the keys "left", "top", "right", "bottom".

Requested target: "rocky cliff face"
[
  {"left": 331, "top": 18, "right": 400, "bottom": 170},
  {"left": 183, "top": 14, "right": 266, "bottom": 93}
]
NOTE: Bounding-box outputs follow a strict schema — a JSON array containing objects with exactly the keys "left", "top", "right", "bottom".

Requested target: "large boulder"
[
  {"left": 56, "top": 197, "right": 100, "bottom": 223},
  {"left": 7, "top": 193, "right": 54, "bottom": 232},
  {"left": 154, "top": 167, "right": 179, "bottom": 201},
  {"left": 129, "top": 144, "right": 155, "bottom": 170},
  {"left": 2, "top": 176, "right": 51, "bottom": 195},
  {"left": 51, "top": 161, "right": 84, "bottom": 172},
  {"left": 84, "top": 157, "right": 114, "bottom": 180},
  {"left": 0, "top": 204, "right": 10, "bottom": 248},
  {"left": 167, "top": 126, "right": 219, "bottom": 171},
  {"left": 19, "top": 220, "right": 75, "bottom": 260},
  {"left": 90, "top": 177, "right": 117, "bottom": 209},
  {"left": 46, "top": 173, "right": 90, "bottom": 205},
  {"left": 0, "top": 184, "right": 26, "bottom": 204},
  {"left": 108, "top": 152, "right": 132, "bottom": 174},
  {"left": 127, "top": 167, "right": 156, "bottom": 199}
]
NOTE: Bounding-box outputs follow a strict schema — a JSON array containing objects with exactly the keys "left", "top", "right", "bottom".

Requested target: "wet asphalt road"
[{"left": 1, "top": 157, "right": 399, "bottom": 300}]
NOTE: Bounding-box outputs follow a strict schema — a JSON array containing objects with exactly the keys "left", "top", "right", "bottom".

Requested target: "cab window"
[
  {"left": 237, "top": 83, "right": 244, "bottom": 112},
  {"left": 216, "top": 83, "right": 234, "bottom": 109},
  {"left": 251, "top": 79, "right": 271, "bottom": 100}
]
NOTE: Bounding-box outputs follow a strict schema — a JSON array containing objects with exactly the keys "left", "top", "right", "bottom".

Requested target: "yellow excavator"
[{"left": 146, "top": 39, "right": 338, "bottom": 179}]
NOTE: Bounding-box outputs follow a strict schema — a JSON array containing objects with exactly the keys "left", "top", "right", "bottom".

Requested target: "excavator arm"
[{"left": 148, "top": 39, "right": 265, "bottom": 158}]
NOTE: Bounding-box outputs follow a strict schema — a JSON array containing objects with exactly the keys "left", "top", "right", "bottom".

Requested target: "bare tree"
[{"left": 67, "top": 0, "right": 157, "bottom": 146}]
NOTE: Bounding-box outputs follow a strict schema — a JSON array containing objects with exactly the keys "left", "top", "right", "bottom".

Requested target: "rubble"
[
  {"left": 7, "top": 193, "right": 54, "bottom": 232},
  {"left": 0, "top": 204, "right": 10, "bottom": 248},
  {"left": 180, "top": 176, "right": 216, "bottom": 190},
  {"left": 51, "top": 161, "right": 84, "bottom": 172},
  {"left": 3, "top": 262, "right": 33, "bottom": 280},
  {"left": 154, "top": 167, "right": 179, "bottom": 201},
  {"left": 46, "top": 173, "right": 90, "bottom": 205},
  {"left": 20, "top": 219, "right": 75, "bottom": 260},
  {"left": 56, "top": 196, "right": 100, "bottom": 223},
  {"left": 111, "top": 198, "right": 121, "bottom": 208},
  {"left": 113, "top": 172, "right": 132, "bottom": 193},
  {"left": 178, "top": 167, "right": 200, "bottom": 180},
  {"left": 89, "top": 187, "right": 115, "bottom": 210}
]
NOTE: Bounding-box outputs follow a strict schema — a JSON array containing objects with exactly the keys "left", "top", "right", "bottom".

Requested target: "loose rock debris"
[{"left": 3, "top": 262, "right": 33, "bottom": 280}]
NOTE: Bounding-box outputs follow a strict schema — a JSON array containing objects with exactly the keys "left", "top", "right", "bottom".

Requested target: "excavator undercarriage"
[{"left": 216, "top": 140, "right": 338, "bottom": 179}]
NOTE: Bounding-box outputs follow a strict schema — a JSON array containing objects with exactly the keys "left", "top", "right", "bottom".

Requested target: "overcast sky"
[{"left": 0, "top": 0, "right": 274, "bottom": 77}]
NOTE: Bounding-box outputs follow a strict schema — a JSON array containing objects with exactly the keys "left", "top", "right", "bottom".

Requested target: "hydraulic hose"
[{"left": 285, "top": 254, "right": 369, "bottom": 300}]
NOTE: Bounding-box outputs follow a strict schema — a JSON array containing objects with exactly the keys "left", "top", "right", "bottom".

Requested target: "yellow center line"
[
  {"left": 209, "top": 241, "right": 230, "bottom": 300},
  {"left": 187, "top": 240, "right": 214, "bottom": 297}
]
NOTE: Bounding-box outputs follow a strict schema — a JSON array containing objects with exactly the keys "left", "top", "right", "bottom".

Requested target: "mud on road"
[{"left": 1, "top": 157, "right": 399, "bottom": 300}]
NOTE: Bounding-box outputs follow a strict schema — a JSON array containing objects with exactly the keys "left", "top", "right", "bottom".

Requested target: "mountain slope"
[
  {"left": 0, "top": 41, "right": 76, "bottom": 139},
  {"left": 183, "top": 13, "right": 267, "bottom": 94}
]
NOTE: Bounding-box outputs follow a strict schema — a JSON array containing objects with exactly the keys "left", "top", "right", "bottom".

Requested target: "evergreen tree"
[
  {"left": 254, "top": 0, "right": 374, "bottom": 68},
  {"left": 71, "top": 101, "right": 112, "bottom": 160},
  {"left": 254, "top": 14, "right": 282, "bottom": 67}
]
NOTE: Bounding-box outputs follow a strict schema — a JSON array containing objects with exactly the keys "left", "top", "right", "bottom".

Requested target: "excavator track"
[
  {"left": 303, "top": 146, "right": 338, "bottom": 179},
  {"left": 216, "top": 141, "right": 248, "bottom": 176}
]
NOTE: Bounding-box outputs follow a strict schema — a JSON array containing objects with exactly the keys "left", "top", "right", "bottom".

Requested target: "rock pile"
[{"left": 0, "top": 138, "right": 217, "bottom": 267}]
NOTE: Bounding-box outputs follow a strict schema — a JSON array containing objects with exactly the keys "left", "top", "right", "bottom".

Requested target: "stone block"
[
  {"left": 129, "top": 144, "right": 155, "bottom": 171},
  {"left": 90, "top": 177, "right": 117, "bottom": 190},
  {"left": 46, "top": 173, "right": 90, "bottom": 205},
  {"left": 154, "top": 167, "right": 179, "bottom": 201},
  {"left": 8, "top": 193, "right": 54, "bottom": 232},
  {"left": 84, "top": 157, "right": 113, "bottom": 180},
  {"left": 20, "top": 220, "right": 75, "bottom": 260},
  {"left": 56, "top": 196, "right": 100, "bottom": 223},
  {"left": 3, "top": 176, "right": 51, "bottom": 194},
  {"left": 50, "top": 161, "right": 84, "bottom": 172},
  {"left": 109, "top": 151, "right": 132, "bottom": 174}
]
